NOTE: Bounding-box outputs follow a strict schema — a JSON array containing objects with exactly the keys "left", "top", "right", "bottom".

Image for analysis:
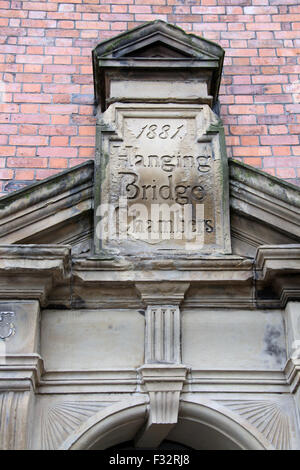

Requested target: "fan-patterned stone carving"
[
  {"left": 41, "top": 400, "right": 112, "bottom": 450},
  {"left": 219, "top": 399, "right": 292, "bottom": 450}
]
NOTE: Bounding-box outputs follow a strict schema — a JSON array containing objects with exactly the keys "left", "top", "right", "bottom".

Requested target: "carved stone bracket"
[{"left": 136, "top": 364, "right": 187, "bottom": 448}]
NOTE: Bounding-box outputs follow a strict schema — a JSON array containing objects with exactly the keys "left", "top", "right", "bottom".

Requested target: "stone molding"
[
  {"left": 0, "top": 245, "right": 71, "bottom": 305},
  {"left": 0, "top": 354, "right": 44, "bottom": 392},
  {"left": 136, "top": 281, "right": 190, "bottom": 306},
  {"left": 285, "top": 359, "right": 300, "bottom": 394},
  {"left": 255, "top": 246, "right": 300, "bottom": 307},
  {"left": 0, "top": 161, "right": 93, "bottom": 245},
  {"left": 230, "top": 159, "right": 300, "bottom": 241}
]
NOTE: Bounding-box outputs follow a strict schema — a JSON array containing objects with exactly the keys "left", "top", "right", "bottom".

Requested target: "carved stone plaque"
[{"left": 94, "top": 103, "right": 231, "bottom": 256}]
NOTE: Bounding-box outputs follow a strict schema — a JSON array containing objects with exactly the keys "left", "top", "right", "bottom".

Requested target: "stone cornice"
[
  {"left": 255, "top": 245, "right": 300, "bottom": 278},
  {"left": 0, "top": 245, "right": 71, "bottom": 305},
  {"left": 0, "top": 161, "right": 93, "bottom": 244},
  {"left": 0, "top": 244, "right": 297, "bottom": 308},
  {"left": 229, "top": 159, "right": 300, "bottom": 240},
  {"left": 284, "top": 358, "right": 300, "bottom": 393},
  {"left": 254, "top": 245, "right": 300, "bottom": 307},
  {"left": 0, "top": 354, "right": 44, "bottom": 392}
]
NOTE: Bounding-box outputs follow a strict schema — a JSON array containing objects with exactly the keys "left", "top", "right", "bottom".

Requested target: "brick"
[
  {"left": 22, "top": 2, "right": 57, "bottom": 11},
  {"left": 261, "top": 136, "right": 299, "bottom": 145},
  {"left": 234, "top": 96, "right": 253, "bottom": 104},
  {"left": 79, "top": 126, "right": 96, "bottom": 136},
  {"left": 70, "top": 136, "right": 95, "bottom": 146},
  {"left": 20, "top": 104, "right": 39, "bottom": 113},
  {"left": 36, "top": 169, "right": 62, "bottom": 179},
  {"left": 14, "top": 93, "right": 52, "bottom": 103},
  {"left": 289, "top": 125, "right": 300, "bottom": 134},
  {"left": 0, "top": 146, "right": 16, "bottom": 156},
  {"left": 11, "top": 114, "right": 49, "bottom": 124},
  {"left": 39, "top": 126, "right": 77, "bottom": 136},
  {"left": 269, "top": 125, "right": 288, "bottom": 134},
  {"left": 19, "top": 124, "right": 38, "bottom": 135},
  {"left": 252, "top": 75, "right": 288, "bottom": 84},
  {"left": 16, "top": 147, "right": 36, "bottom": 157},
  {"left": 50, "top": 136, "right": 69, "bottom": 146},
  {"left": 246, "top": 22, "right": 281, "bottom": 30},
  {"left": 0, "top": 169, "right": 14, "bottom": 179},
  {"left": 257, "top": 115, "right": 288, "bottom": 125},
  {"left": 243, "top": 158, "right": 262, "bottom": 167},
  {"left": 40, "top": 104, "right": 78, "bottom": 114},
  {"left": 241, "top": 136, "right": 259, "bottom": 145},
  {"left": 7, "top": 157, "right": 47, "bottom": 168},
  {"left": 276, "top": 168, "right": 296, "bottom": 178},
  {"left": 37, "top": 147, "right": 77, "bottom": 157},
  {"left": 266, "top": 104, "right": 284, "bottom": 114},
  {"left": 23, "top": 84, "right": 42, "bottom": 93},
  {"left": 264, "top": 156, "right": 300, "bottom": 168},
  {"left": 0, "top": 124, "right": 17, "bottom": 134},
  {"left": 69, "top": 158, "right": 92, "bottom": 167},
  {"left": 273, "top": 147, "right": 291, "bottom": 156},
  {"left": 49, "top": 158, "right": 68, "bottom": 168},
  {"left": 230, "top": 125, "right": 267, "bottom": 135},
  {"left": 79, "top": 147, "right": 95, "bottom": 157},
  {"left": 233, "top": 146, "right": 272, "bottom": 157},
  {"left": 53, "top": 94, "right": 71, "bottom": 104},
  {"left": 15, "top": 169, "right": 35, "bottom": 180},
  {"left": 229, "top": 105, "right": 265, "bottom": 114},
  {"left": 10, "top": 135, "right": 48, "bottom": 146}
]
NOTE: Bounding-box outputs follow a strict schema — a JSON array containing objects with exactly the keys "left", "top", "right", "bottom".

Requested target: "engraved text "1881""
[{"left": 136, "top": 124, "right": 184, "bottom": 140}]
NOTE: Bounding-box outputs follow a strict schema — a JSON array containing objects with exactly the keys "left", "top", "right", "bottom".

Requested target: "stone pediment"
[
  {"left": 0, "top": 159, "right": 299, "bottom": 260},
  {"left": 92, "top": 20, "right": 224, "bottom": 111}
]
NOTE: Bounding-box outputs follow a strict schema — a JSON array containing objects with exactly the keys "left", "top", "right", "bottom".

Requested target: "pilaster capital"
[{"left": 135, "top": 281, "right": 190, "bottom": 306}]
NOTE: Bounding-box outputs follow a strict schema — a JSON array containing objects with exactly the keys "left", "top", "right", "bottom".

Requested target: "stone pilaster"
[
  {"left": 0, "top": 300, "right": 43, "bottom": 449},
  {"left": 145, "top": 305, "right": 181, "bottom": 364},
  {"left": 135, "top": 282, "right": 189, "bottom": 447},
  {"left": 284, "top": 302, "right": 300, "bottom": 425}
]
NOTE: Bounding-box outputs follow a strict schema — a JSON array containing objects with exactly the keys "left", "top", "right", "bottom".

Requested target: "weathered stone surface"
[
  {"left": 94, "top": 103, "right": 231, "bottom": 256},
  {"left": 182, "top": 308, "right": 286, "bottom": 371},
  {"left": 41, "top": 309, "right": 145, "bottom": 370}
]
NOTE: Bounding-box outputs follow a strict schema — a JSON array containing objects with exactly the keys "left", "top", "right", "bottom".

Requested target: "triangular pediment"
[
  {"left": 92, "top": 20, "right": 224, "bottom": 111},
  {"left": 0, "top": 159, "right": 299, "bottom": 260},
  {"left": 93, "top": 20, "right": 222, "bottom": 61}
]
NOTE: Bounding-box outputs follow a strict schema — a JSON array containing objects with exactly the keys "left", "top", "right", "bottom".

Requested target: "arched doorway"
[{"left": 60, "top": 397, "right": 272, "bottom": 450}]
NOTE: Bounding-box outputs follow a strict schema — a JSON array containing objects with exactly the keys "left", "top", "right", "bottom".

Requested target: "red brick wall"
[{"left": 0, "top": 0, "right": 299, "bottom": 195}]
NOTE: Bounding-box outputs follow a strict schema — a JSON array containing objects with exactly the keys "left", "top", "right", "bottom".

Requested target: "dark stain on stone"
[
  {"left": 264, "top": 324, "right": 286, "bottom": 364},
  {"left": 71, "top": 296, "right": 85, "bottom": 309}
]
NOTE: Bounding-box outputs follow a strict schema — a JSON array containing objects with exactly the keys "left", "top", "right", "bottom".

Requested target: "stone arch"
[{"left": 59, "top": 396, "right": 273, "bottom": 450}]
